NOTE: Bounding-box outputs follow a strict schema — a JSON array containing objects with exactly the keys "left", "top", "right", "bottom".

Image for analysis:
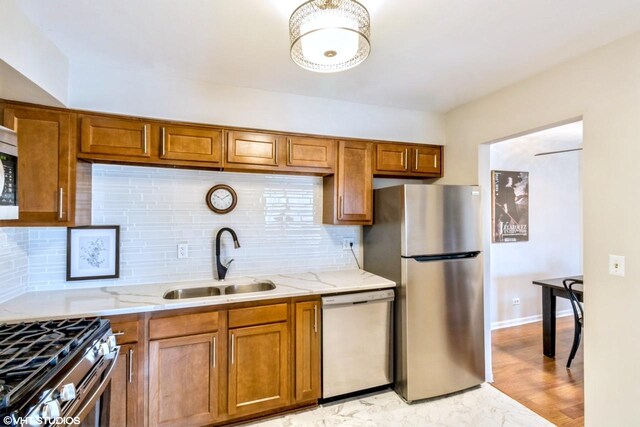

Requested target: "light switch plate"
[{"left": 609, "top": 254, "right": 625, "bottom": 277}]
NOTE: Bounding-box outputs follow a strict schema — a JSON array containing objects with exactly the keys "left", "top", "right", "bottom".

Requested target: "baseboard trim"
[{"left": 491, "top": 310, "right": 573, "bottom": 330}]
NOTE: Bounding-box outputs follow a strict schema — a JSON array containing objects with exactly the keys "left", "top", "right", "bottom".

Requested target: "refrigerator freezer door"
[
  {"left": 395, "top": 254, "right": 485, "bottom": 402},
  {"left": 403, "top": 185, "right": 481, "bottom": 257}
]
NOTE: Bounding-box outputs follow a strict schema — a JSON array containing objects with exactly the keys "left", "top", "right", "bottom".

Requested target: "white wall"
[
  {"left": 488, "top": 126, "right": 582, "bottom": 328},
  {"left": 444, "top": 31, "right": 640, "bottom": 426},
  {"left": 23, "top": 165, "right": 360, "bottom": 292},
  {"left": 0, "top": 1, "right": 68, "bottom": 105},
  {"left": 67, "top": 60, "right": 444, "bottom": 145}
]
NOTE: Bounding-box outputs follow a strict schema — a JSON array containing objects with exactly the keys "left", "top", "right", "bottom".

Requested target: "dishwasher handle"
[{"left": 322, "top": 289, "right": 395, "bottom": 308}]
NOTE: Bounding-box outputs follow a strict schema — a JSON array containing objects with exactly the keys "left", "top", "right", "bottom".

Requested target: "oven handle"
[{"left": 71, "top": 346, "right": 120, "bottom": 423}]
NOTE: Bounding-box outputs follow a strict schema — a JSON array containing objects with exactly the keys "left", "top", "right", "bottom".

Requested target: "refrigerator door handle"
[{"left": 403, "top": 251, "right": 481, "bottom": 262}]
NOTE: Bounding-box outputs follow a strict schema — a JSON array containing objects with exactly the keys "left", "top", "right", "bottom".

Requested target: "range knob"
[
  {"left": 40, "top": 399, "right": 61, "bottom": 419},
  {"left": 59, "top": 383, "right": 76, "bottom": 402}
]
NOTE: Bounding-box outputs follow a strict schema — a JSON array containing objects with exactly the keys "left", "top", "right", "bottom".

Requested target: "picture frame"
[
  {"left": 491, "top": 170, "right": 529, "bottom": 243},
  {"left": 67, "top": 225, "right": 120, "bottom": 281}
]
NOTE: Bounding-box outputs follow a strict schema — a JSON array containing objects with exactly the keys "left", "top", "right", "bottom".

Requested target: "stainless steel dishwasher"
[{"left": 322, "top": 289, "right": 394, "bottom": 399}]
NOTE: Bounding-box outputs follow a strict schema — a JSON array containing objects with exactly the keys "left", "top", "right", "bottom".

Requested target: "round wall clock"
[{"left": 206, "top": 184, "right": 237, "bottom": 214}]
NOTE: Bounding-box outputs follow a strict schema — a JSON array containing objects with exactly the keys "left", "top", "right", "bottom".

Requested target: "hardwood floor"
[{"left": 491, "top": 316, "right": 584, "bottom": 427}]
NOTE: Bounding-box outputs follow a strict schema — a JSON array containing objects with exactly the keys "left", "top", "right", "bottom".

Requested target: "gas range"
[{"left": 0, "top": 318, "right": 118, "bottom": 426}]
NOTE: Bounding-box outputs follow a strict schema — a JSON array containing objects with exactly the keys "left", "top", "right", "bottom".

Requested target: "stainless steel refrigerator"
[{"left": 364, "top": 184, "right": 485, "bottom": 402}]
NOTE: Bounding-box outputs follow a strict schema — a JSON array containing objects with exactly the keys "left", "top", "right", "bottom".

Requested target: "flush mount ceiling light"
[{"left": 289, "top": 0, "right": 371, "bottom": 73}]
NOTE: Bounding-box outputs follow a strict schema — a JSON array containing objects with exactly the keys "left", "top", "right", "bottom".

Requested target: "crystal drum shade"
[{"left": 290, "top": 0, "right": 371, "bottom": 73}]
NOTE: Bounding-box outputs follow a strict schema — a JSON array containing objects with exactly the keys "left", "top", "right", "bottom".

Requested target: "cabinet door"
[
  {"left": 286, "top": 136, "right": 335, "bottom": 171},
  {"left": 411, "top": 146, "right": 441, "bottom": 175},
  {"left": 149, "top": 333, "right": 219, "bottom": 427},
  {"left": 228, "top": 323, "right": 290, "bottom": 417},
  {"left": 295, "top": 301, "right": 321, "bottom": 403},
  {"left": 3, "top": 107, "right": 73, "bottom": 224},
  {"left": 375, "top": 143, "right": 409, "bottom": 173},
  {"left": 160, "top": 125, "right": 222, "bottom": 165},
  {"left": 225, "top": 131, "right": 281, "bottom": 167},
  {"left": 337, "top": 140, "right": 373, "bottom": 223},
  {"left": 80, "top": 115, "right": 151, "bottom": 158},
  {"left": 109, "top": 344, "right": 139, "bottom": 427}
]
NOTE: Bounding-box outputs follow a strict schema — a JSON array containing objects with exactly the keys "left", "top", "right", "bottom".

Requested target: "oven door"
[{"left": 65, "top": 347, "right": 120, "bottom": 427}]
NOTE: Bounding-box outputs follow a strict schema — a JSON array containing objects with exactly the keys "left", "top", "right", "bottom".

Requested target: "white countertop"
[{"left": 0, "top": 269, "right": 395, "bottom": 323}]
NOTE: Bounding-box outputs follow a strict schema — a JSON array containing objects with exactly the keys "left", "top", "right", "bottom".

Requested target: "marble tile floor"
[{"left": 250, "top": 384, "right": 554, "bottom": 427}]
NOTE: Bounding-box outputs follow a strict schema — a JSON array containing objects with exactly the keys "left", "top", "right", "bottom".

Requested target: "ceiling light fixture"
[{"left": 289, "top": 0, "right": 371, "bottom": 73}]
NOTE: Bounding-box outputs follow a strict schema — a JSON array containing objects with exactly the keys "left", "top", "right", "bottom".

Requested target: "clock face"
[{"left": 206, "top": 185, "right": 237, "bottom": 214}]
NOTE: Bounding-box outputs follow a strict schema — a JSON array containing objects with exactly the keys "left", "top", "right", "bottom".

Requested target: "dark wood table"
[{"left": 532, "top": 276, "right": 583, "bottom": 358}]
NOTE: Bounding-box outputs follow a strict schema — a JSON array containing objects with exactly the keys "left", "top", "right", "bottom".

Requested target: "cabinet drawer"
[
  {"left": 110, "top": 320, "right": 140, "bottom": 345},
  {"left": 286, "top": 136, "right": 335, "bottom": 170},
  {"left": 80, "top": 115, "right": 151, "bottom": 158},
  {"left": 229, "top": 304, "right": 288, "bottom": 329},
  {"left": 150, "top": 311, "right": 219, "bottom": 340},
  {"left": 160, "top": 125, "right": 222, "bottom": 164}
]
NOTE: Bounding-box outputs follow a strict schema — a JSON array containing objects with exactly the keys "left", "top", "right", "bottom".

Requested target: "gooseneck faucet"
[{"left": 215, "top": 227, "right": 240, "bottom": 281}]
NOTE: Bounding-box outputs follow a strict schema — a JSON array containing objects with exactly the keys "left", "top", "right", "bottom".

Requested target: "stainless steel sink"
[
  {"left": 163, "top": 286, "right": 222, "bottom": 300},
  {"left": 222, "top": 281, "right": 276, "bottom": 295},
  {"left": 162, "top": 280, "right": 276, "bottom": 299}
]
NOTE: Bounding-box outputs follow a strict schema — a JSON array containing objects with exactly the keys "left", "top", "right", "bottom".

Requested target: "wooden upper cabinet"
[
  {"left": 228, "top": 322, "right": 290, "bottom": 417},
  {"left": 1, "top": 105, "right": 89, "bottom": 226},
  {"left": 286, "top": 136, "right": 335, "bottom": 171},
  {"left": 375, "top": 143, "right": 409, "bottom": 173},
  {"left": 149, "top": 332, "right": 220, "bottom": 427},
  {"left": 324, "top": 140, "right": 373, "bottom": 225},
  {"left": 373, "top": 142, "right": 443, "bottom": 177},
  {"left": 80, "top": 115, "right": 151, "bottom": 158},
  {"left": 412, "top": 145, "right": 442, "bottom": 175},
  {"left": 225, "top": 130, "right": 281, "bottom": 169},
  {"left": 160, "top": 125, "right": 222, "bottom": 165},
  {"left": 295, "top": 300, "right": 321, "bottom": 403}
]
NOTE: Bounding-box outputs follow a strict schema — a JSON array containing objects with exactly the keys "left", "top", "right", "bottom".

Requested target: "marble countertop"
[{"left": 0, "top": 269, "right": 395, "bottom": 323}]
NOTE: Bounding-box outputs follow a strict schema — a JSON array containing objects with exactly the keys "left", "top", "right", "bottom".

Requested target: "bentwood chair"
[{"left": 563, "top": 278, "right": 584, "bottom": 368}]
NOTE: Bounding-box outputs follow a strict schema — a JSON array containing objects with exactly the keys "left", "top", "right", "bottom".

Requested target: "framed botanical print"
[
  {"left": 492, "top": 170, "right": 529, "bottom": 243},
  {"left": 67, "top": 226, "right": 120, "bottom": 281}
]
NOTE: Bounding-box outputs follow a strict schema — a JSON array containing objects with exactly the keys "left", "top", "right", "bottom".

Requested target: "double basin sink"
[{"left": 163, "top": 280, "right": 276, "bottom": 300}]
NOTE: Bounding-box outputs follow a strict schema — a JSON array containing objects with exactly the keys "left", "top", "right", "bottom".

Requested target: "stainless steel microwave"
[{"left": 0, "top": 125, "right": 18, "bottom": 220}]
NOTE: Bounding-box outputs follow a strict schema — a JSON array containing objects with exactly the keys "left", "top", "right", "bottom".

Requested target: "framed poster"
[
  {"left": 67, "top": 226, "right": 120, "bottom": 281},
  {"left": 492, "top": 170, "right": 529, "bottom": 243}
]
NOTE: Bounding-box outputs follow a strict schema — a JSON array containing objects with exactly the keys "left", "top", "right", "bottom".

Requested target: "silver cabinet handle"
[
  {"left": 287, "top": 137, "right": 292, "bottom": 165},
  {"left": 433, "top": 154, "right": 438, "bottom": 168},
  {"left": 128, "top": 348, "right": 133, "bottom": 384},
  {"left": 212, "top": 336, "right": 217, "bottom": 369},
  {"left": 230, "top": 333, "right": 235, "bottom": 364},
  {"left": 161, "top": 127, "right": 166, "bottom": 157},
  {"left": 112, "top": 331, "right": 125, "bottom": 336},
  {"left": 414, "top": 149, "right": 419, "bottom": 171},
  {"left": 143, "top": 125, "right": 148, "bottom": 154},
  {"left": 338, "top": 196, "right": 344, "bottom": 220},
  {"left": 58, "top": 188, "right": 64, "bottom": 220},
  {"left": 403, "top": 148, "right": 409, "bottom": 171},
  {"left": 274, "top": 139, "right": 279, "bottom": 165},
  {"left": 314, "top": 304, "right": 318, "bottom": 334}
]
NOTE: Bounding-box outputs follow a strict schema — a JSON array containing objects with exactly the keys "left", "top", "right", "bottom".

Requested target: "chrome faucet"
[{"left": 215, "top": 227, "right": 240, "bottom": 281}]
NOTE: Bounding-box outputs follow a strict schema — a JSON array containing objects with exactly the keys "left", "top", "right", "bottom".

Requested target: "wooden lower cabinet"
[
  {"left": 148, "top": 332, "right": 220, "bottom": 427},
  {"left": 294, "top": 300, "right": 321, "bottom": 403},
  {"left": 228, "top": 322, "right": 290, "bottom": 417},
  {"left": 109, "top": 344, "right": 139, "bottom": 427}
]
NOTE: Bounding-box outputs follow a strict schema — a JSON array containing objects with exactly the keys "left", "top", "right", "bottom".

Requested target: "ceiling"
[{"left": 15, "top": 0, "right": 640, "bottom": 112}]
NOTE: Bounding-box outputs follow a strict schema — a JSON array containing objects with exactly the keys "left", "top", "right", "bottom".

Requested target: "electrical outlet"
[
  {"left": 609, "top": 254, "right": 625, "bottom": 276},
  {"left": 512, "top": 297, "right": 520, "bottom": 305},
  {"left": 342, "top": 238, "right": 355, "bottom": 250},
  {"left": 177, "top": 243, "right": 189, "bottom": 259}
]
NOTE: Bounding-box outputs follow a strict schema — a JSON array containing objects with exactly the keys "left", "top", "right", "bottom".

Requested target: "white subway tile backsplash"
[
  {"left": 0, "top": 228, "right": 29, "bottom": 303},
  {"left": 23, "top": 165, "right": 361, "bottom": 292}
]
